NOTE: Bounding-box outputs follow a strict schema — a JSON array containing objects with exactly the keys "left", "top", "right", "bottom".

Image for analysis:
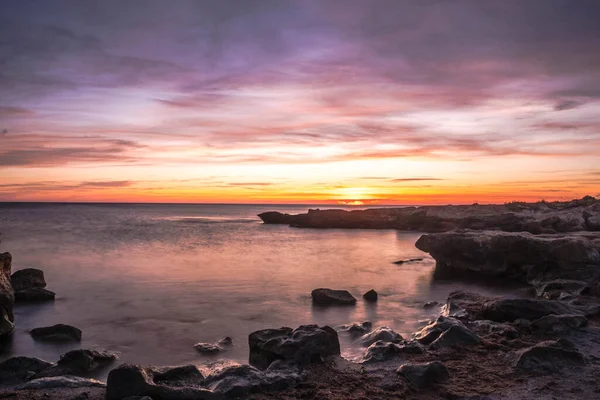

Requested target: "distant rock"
[
  {"left": 218, "top": 336, "right": 233, "bottom": 346},
  {"left": 11, "top": 268, "right": 47, "bottom": 291},
  {"left": 14, "top": 287, "right": 56, "bottom": 302},
  {"left": 481, "top": 298, "right": 582, "bottom": 322},
  {"left": 194, "top": 342, "right": 224, "bottom": 354},
  {"left": 335, "top": 321, "right": 372, "bottom": 337},
  {"left": 531, "top": 314, "right": 588, "bottom": 334},
  {"left": 397, "top": 361, "right": 450, "bottom": 388},
  {"left": 30, "top": 324, "right": 82, "bottom": 342},
  {"left": 513, "top": 339, "right": 585, "bottom": 373},
  {"left": 204, "top": 363, "right": 301, "bottom": 397},
  {"left": 358, "top": 326, "right": 403, "bottom": 347},
  {"left": 248, "top": 324, "right": 340, "bottom": 370},
  {"left": 0, "top": 252, "right": 14, "bottom": 337},
  {"left": 362, "top": 289, "right": 378, "bottom": 302},
  {"left": 0, "top": 356, "right": 54, "bottom": 385},
  {"left": 311, "top": 288, "right": 356, "bottom": 306}
]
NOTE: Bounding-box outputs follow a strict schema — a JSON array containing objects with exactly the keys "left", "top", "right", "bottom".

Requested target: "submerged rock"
[
  {"left": 362, "top": 289, "right": 378, "bottom": 302},
  {"left": 204, "top": 363, "right": 301, "bottom": 397},
  {"left": 0, "top": 252, "right": 14, "bottom": 337},
  {"left": 311, "top": 288, "right": 357, "bottom": 306},
  {"left": 335, "top": 321, "right": 372, "bottom": 337},
  {"left": 0, "top": 356, "right": 54, "bottom": 384},
  {"left": 14, "top": 287, "right": 56, "bottom": 302},
  {"left": 513, "top": 339, "right": 585, "bottom": 373},
  {"left": 397, "top": 361, "right": 450, "bottom": 388},
  {"left": 10, "top": 268, "right": 47, "bottom": 291},
  {"left": 248, "top": 324, "right": 340, "bottom": 370},
  {"left": 531, "top": 314, "right": 588, "bottom": 334},
  {"left": 30, "top": 324, "right": 82, "bottom": 342},
  {"left": 482, "top": 298, "right": 581, "bottom": 322},
  {"left": 358, "top": 326, "right": 403, "bottom": 347}
]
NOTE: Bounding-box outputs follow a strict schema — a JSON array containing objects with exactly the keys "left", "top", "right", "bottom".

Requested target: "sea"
[{"left": 0, "top": 203, "right": 520, "bottom": 378}]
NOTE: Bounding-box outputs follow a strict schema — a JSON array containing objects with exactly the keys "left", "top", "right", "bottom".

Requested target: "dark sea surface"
[{"left": 0, "top": 203, "right": 521, "bottom": 377}]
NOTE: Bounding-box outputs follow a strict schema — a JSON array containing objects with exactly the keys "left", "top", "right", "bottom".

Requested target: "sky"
[{"left": 1, "top": 0, "right": 600, "bottom": 204}]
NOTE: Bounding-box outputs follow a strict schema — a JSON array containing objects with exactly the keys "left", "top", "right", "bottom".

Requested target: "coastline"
[{"left": 1, "top": 196, "right": 599, "bottom": 399}]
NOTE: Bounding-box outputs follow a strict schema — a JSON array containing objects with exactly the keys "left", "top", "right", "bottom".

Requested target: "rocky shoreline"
[{"left": 1, "top": 196, "right": 600, "bottom": 399}]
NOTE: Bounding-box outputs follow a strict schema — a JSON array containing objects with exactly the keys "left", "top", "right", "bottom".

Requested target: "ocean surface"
[{"left": 0, "top": 203, "right": 521, "bottom": 377}]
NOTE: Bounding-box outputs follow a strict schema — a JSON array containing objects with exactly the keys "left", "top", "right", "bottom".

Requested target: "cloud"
[
  {"left": 554, "top": 100, "right": 583, "bottom": 111},
  {"left": 391, "top": 178, "right": 444, "bottom": 182}
]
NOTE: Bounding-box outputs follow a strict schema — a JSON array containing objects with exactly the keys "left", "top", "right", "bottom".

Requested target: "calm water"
[{"left": 0, "top": 203, "right": 519, "bottom": 377}]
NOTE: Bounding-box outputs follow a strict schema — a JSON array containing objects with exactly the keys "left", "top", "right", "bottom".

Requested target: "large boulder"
[
  {"left": 358, "top": 326, "right": 403, "bottom": 347},
  {"left": 0, "top": 356, "right": 54, "bottom": 385},
  {"left": 311, "top": 288, "right": 356, "bottom": 306},
  {"left": 14, "top": 287, "right": 55, "bottom": 302},
  {"left": 513, "top": 339, "right": 585, "bottom": 373},
  {"left": 428, "top": 324, "right": 480, "bottom": 349},
  {"left": 481, "top": 298, "right": 582, "bottom": 322},
  {"left": 415, "top": 231, "right": 600, "bottom": 284},
  {"left": 0, "top": 252, "right": 14, "bottom": 337},
  {"left": 30, "top": 324, "right": 82, "bottom": 342},
  {"left": 204, "top": 364, "right": 301, "bottom": 397},
  {"left": 11, "top": 268, "right": 47, "bottom": 291},
  {"left": 106, "top": 364, "right": 219, "bottom": 400},
  {"left": 248, "top": 325, "right": 340, "bottom": 370},
  {"left": 397, "top": 361, "right": 450, "bottom": 388}
]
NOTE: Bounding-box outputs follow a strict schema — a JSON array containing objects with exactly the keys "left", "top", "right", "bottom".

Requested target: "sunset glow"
[{"left": 1, "top": 1, "right": 599, "bottom": 204}]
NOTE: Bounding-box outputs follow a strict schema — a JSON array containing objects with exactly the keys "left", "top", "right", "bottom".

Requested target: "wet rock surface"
[
  {"left": 14, "top": 287, "right": 56, "bottom": 302},
  {"left": 481, "top": 298, "right": 582, "bottom": 322},
  {"left": 30, "top": 324, "right": 82, "bottom": 342},
  {"left": 428, "top": 324, "right": 480, "bottom": 349},
  {"left": 0, "top": 356, "right": 54, "bottom": 385},
  {"left": 10, "top": 268, "right": 47, "bottom": 292},
  {"left": 0, "top": 252, "right": 14, "bottom": 337},
  {"left": 531, "top": 314, "right": 588, "bottom": 334},
  {"left": 311, "top": 288, "right": 356, "bottom": 306},
  {"left": 358, "top": 326, "right": 403, "bottom": 347},
  {"left": 397, "top": 361, "right": 450, "bottom": 388},
  {"left": 513, "top": 339, "right": 586, "bottom": 373},
  {"left": 335, "top": 321, "right": 372, "bottom": 337},
  {"left": 361, "top": 340, "right": 425, "bottom": 363}
]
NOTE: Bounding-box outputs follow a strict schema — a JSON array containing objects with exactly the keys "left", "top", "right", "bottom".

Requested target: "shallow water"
[{"left": 0, "top": 203, "right": 521, "bottom": 377}]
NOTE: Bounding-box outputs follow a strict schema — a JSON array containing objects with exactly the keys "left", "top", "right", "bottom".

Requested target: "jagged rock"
[
  {"left": 358, "top": 326, "right": 403, "bottom": 347},
  {"left": 335, "top": 321, "right": 372, "bottom": 337},
  {"left": 30, "top": 324, "right": 82, "bottom": 342},
  {"left": 513, "top": 339, "right": 585, "bottom": 373},
  {"left": 311, "top": 288, "right": 356, "bottom": 306},
  {"left": 481, "top": 298, "right": 582, "bottom": 322},
  {"left": 248, "top": 325, "right": 340, "bottom": 370},
  {"left": 18, "top": 376, "right": 106, "bottom": 389},
  {"left": 415, "top": 231, "right": 600, "bottom": 284},
  {"left": 429, "top": 324, "right": 480, "bottom": 349},
  {"left": 363, "top": 289, "right": 378, "bottom": 302},
  {"left": 0, "top": 356, "right": 54, "bottom": 384},
  {"left": 473, "top": 320, "right": 519, "bottom": 338},
  {"left": 0, "top": 252, "right": 14, "bottom": 337},
  {"left": 361, "top": 340, "right": 425, "bottom": 363},
  {"left": 397, "top": 361, "right": 450, "bottom": 388},
  {"left": 153, "top": 365, "right": 204, "bottom": 386},
  {"left": 11, "top": 268, "right": 47, "bottom": 291},
  {"left": 204, "top": 363, "right": 301, "bottom": 397},
  {"left": 441, "top": 301, "right": 468, "bottom": 318},
  {"left": 218, "top": 337, "right": 233, "bottom": 346},
  {"left": 531, "top": 314, "right": 588, "bottom": 334},
  {"left": 14, "top": 287, "right": 56, "bottom": 302},
  {"left": 106, "top": 364, "right": 219, "bottom": 400},
  {"left": 534, "top": 279, "right": 589, "bottom": 298},
  {"left": 50, "top": 349, "right": 118, "bottom": 375},
  {"left": 413, "top": 316, "right": 465, "bottom": 345},
  {"left": 423, "top": 301, "right": 440, "bottom": 309}
]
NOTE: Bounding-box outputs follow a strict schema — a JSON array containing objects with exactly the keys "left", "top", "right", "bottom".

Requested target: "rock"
[
  {"left": 218, "top": 336, "right": 233, "bottom": 346},
  {"left": 311, "top": 288, "right": 356, "bottom": 306},
  {"left": 534, "top": 279, "right": 590, "bottom": 298},
  {"left": 194, "top": 343, "right": 224, "bottom": 354},
  {"left": 10, "top": 268, "right": 47, "bottom": 291},
  {"left": 397, "top": 361, "right": 450, "bottom": 388},
  {"left": 56, "top": 349, "right": 118, "bottom": 373},
  {"left": 0, "top": 356, "right": 54, "bottom": 384},
  {"left": 106, "top": 364, "right": 220, "bottom": 400},
  {"left": 361, "top": 340, "right": 425, "bottom": 363},
  {"left": 153, "top": 365, "right": 204, "bottom": 386},
  {"left": 473, "top": 320, "right": 519, "bottom": 338},
  {"left": 413, "top": 316, "right": 465, "bottom": 345},
  {"left": 335, "top": 321, "right": 372, "bottom": 337},
  {"left": 362, "top": 289, "right": 378, "bottom": 302},
  {"left": 514, "top": 339, "right": 585, "bottom": 373},
  {"left": 441, "top": 301, "right": 468, "bottom": 318},
  {"left": 0, "top": 252, "right": 15, "bottom": 337},
  {"left": 248, "top": 324, "right": 340, "bottom": 369},
  {"left": 204, "top": 363, "right": 301, "bottom": 397},
  {"left": 18, "top": 376, "right": 106, "bottom": 389},
  {"left": 482, "top": 298, "right": 582, "bottom": 322},
  {"left": 415, "top": 231, "right": 600, "bottom": 284},
  {"left": 531, "top": 314, "right": 588, "bottom": 334},
  {"left": 30, "top": 324, "right": 82, "bottom": 342},
  {"left": 423, "top": 301, "right": 440, "bottom": 309},
  {"left": 14, "top": 287, "right": 56, "bottom": 302},
  {"left": 429, "top": 324, "right": 480, "bottom": 349},
  {"left": 358, "top": 326, "right": 403, "bottom": 347}
]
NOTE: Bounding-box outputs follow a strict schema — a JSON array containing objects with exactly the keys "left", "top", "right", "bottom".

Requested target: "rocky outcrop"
[
  {"left": 0, "top": 252, "right": 14, "bottom": 337},
  {"left": 358, "top": 326, "right": 403, "bottom": 347},
  {"left": 513, "top": 339, "right": 585, "bottom": 373},
  {"left": 106, "top": 364, "right": 219, "bottom": 400},
  {"left": 30, "top": 324, "right": 82, "bottom": 342},
  {"left": 415, "top": 231, "right": 600, "bottom": 284},
  {"left": 0, "top": 356, "right": 54, "bottom": 385},
  {"left": 311, "top": 288, "right": 356, "bottom": 306},
  {"left": 248, "top": 325, "right": 340, "bottom": 370},
  {"left": 11, "top": 268, "right": 47, "bottom": 291},
  {"left": 397, "top": 361, "right": 450, "bottom": 388}
]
